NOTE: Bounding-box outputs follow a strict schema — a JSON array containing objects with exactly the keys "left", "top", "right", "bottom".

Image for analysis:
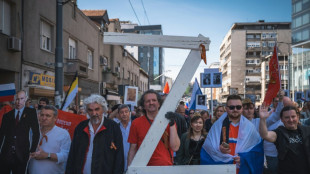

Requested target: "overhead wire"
[
  {"left": 128, "top": 0, "right": 141, "bottom": 25},
  {"left": 141, "top": 0, "right": 150, "bottom": 25}
]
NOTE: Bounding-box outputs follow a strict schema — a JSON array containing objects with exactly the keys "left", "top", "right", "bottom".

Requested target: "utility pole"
[{"left": 55, "top": 0, "right": 71, "bottom": 108}]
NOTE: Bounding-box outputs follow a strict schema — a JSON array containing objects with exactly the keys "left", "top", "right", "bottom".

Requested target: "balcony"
[
  {"left": 246, "top": 71, "right": 261, "bottom": 76},
  {"left": 64, "top": 58, "right": 88, "bottom": 78},
  {"left": 246, "top": 63, "right": 260, "bottom": 67}
]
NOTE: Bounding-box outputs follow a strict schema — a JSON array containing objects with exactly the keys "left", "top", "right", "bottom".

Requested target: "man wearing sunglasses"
[{"left": 201, "top": 95, "right": 264, "bottom": 174}]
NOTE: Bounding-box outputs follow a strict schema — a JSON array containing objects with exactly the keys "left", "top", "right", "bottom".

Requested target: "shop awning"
[{"left": 29, "top": 87, "right": 54, "bottom": 97}]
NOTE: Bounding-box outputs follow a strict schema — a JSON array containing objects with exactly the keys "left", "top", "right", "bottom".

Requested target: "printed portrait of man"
[
  {"left": 203, "top": 74, "right": 211, "bottom": 85},
  {"left": 213, "top": 73, "right": 221, "bottom": 85},
  {"left": 127, "top": 88, "right": 137, "bottom": 102},
  {"left": 197, "top": 95, "right": 206, "bottom": 106}
]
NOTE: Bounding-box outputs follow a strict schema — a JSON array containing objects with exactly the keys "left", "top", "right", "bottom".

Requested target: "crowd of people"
[{"left": 0, "top": 89, "right": 310, "bottom": 174}]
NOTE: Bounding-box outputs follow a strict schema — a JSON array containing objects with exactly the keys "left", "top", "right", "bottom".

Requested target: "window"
[
  {"left": 69, "top": 38, "right": 76, "bottom": 59},
  {"left": 40, "top": 21, "right": 52, "bottom": 51},
  {"left": 266, "top": 65, "right": 269, "bottom": 71},
  {"left": 293, "top": 1, "right": 302, "bottom": 13},
  {"left": 302, "top": 29, "right": 309, "bottom": 40},
  {"left": 268, "top": 42, "right": 275, "bottom": 47},
  {"left": 246, "top": 34, "right": 254, "bottom": 39},
  {"left": 303, "top": 13, "right": 309, "bottom": 25},
  {"left": 279, "top": 65, "right": 284, "bottom": 70},
  {"left": 0, "top": 0, "right": 11, "bottom": 35},
  {"left": 87, "top": 50, "right": 93, "bottom": 69},
  {"left": 100, "top": 56, "right": 108, "bottom": 66},
  {"left": 140, "top": 52, "right": 144, "bottom": 57}
]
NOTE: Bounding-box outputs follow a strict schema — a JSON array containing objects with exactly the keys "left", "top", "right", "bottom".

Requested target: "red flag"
[
  {"left": 56, "top": 110, "right": 87, "bottom": 139},
  {"left": 163, "top": 82, "right": 170, "bottom": 94},
  {"left": 263, "top": 45, "right": 281, "bottom": 106}
]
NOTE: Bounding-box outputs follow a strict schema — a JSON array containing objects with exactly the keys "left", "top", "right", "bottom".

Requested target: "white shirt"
[
  {"left": 264, "top": 120, "right": 283, "bottom": 157},
  {"left": 28, "top": 126, "right": 71, "bottom": 174},
  {"left": 83, "top": 116, "right": 105, "bottom": 174}
]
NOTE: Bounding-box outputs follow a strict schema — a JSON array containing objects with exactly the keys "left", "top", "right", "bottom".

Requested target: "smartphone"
[{"left": 222, "top": 142, "right": 230, "bottom": 148}]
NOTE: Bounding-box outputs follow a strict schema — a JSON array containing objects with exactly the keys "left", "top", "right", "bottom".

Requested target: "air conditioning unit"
[
  {"left": 8, "top": 37, "right": 21, "bottom": 52},
  {"left": 115, "top": 67, "right": 120, "bottom": 73}
]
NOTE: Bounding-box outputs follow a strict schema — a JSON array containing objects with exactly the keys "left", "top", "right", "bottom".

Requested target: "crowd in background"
[{"left": 0, "top": 89, "right": 310, "bottom": 174}]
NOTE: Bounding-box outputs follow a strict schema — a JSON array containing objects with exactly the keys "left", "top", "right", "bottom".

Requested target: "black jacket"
[
  {"left": 275, "top": 125, "right": 310, "bottom": 171},
  {"left": 174, "top": 113, "right": 188, "bottom": 139},
  {"left": 66, "top": 118, "right": 124, "bottom": 174},
  {"left": 0, "top": 107, "right": 40, "bottom": 164}
]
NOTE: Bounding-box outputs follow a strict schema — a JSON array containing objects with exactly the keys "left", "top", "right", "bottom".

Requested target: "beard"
[{"left": 88, "top": 114, "right": 102, "bottom": 125}]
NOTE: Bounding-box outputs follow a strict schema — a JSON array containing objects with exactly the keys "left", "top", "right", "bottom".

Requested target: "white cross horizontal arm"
[
  {"left": 103, "top": 32, "right": 210, "bottom": 50},
  {"left": 128, "top": 165, "right": 236, "bottom": 174},
  {"left": 129, "top": 49, "right": 202, "bottom": 167}
]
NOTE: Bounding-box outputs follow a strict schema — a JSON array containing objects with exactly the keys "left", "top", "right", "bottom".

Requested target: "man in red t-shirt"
[{"left": 127, "top": 90, "right": 180, "bottom": 166}]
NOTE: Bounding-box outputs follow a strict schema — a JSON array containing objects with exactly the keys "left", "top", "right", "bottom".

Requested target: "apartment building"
[
  {"left": 0, "top": 0, "right": 22, "bottom": 88},
  {"left": 290, "top": 0, "right": 310, "bottom": 101},
  {"left": 219, "top": 21, "right": 291, "bottom": 105}
]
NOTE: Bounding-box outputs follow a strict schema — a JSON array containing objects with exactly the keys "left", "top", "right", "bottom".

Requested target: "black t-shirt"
[
  {"left": 274, "top": 128, "right": 310, "bottom": 174},
  {"left": 188, "top": 139, "right": 204, "bottom": 165}
]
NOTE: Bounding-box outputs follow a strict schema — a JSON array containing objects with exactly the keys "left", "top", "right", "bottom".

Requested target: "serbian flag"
[
  {"left": 163, "top": 82, "right": 170, "bottom": 94},
  {"left": 56, "top": 110, "right": 87, "bottom": 139},
  {"left": 200, "top": 113, "right": 264, "bottom": 174},
  {"left": 263, "top": 45, "right": 281, "bottom": 106},
  {"left": 0, "top": 83, "right": 16, "bottom": 102},
  {"left": 61, "top": 73, "right": 78, "bottom": 111}
]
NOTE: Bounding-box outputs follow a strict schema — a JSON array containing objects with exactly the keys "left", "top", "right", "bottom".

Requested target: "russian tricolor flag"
[{"left": 0, "top": 83, "right": 16, "bottom": 102}]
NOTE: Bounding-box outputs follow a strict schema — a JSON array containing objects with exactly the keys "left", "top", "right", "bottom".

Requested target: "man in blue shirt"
[{"left": 118, "top": 104, "right": 131, "bottom": 171}]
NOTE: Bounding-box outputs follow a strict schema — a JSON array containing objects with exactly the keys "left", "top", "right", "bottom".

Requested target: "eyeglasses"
[{"left": 227, "top": 105, "right": 242, "bottom": 110}]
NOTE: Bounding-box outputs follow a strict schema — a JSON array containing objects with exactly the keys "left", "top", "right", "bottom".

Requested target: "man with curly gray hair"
[{"left": 66, "top": 94, "right": 124, "bottom": 174}]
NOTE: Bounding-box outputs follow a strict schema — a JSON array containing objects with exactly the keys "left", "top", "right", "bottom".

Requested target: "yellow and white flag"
[{"left": 61, "top": 74, "right": 78, "bottom": 111}]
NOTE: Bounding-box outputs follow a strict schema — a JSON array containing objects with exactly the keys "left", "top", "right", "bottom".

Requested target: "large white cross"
[{"left": 104, "top": 32, "right": 235, "bottom": 174}]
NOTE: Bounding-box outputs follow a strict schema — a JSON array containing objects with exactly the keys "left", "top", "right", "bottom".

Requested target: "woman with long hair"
[
  {"left": 205, "top": 106, "right": 225, "bottom": 132},
  {"left": 176, "top": 114, "right": 207, "bottom": 165}
]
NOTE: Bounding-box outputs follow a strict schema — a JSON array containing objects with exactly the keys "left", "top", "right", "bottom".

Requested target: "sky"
[{"left": 77, "top": 0, "right": 292, "bottom": 83}]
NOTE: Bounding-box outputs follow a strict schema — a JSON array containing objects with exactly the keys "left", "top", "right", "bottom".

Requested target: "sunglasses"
[{"left": 227, "top": 105, "right": 242, "bottom": 110}]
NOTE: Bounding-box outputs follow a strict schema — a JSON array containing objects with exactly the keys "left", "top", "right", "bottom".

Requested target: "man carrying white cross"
[{"left": 127, "top": 89, "right": 180, "bottom": 166}]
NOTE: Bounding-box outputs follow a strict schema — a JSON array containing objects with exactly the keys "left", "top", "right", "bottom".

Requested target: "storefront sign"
[{"left": 29, "top": 72, "right": 55, "bottom": 87}]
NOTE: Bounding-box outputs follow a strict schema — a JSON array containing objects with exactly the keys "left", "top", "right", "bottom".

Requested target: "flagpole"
[{"left": 210, "top": 87, "right": 213, "bottom": 117}]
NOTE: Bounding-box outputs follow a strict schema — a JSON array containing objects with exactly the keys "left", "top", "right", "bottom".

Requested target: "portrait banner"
[{"left": 124, "top": 86, "right": 138, "bottom": 106}]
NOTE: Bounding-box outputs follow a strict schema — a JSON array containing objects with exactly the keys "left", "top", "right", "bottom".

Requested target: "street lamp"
[{"left": 153, "top": 70, "right": 171, "bottom": 80}]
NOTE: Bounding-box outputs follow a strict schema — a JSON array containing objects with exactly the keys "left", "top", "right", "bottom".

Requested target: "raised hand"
[
  {"left": 278, "top": 90, "right": 285, "bottom": 101},
  {"left": 259, "top": 104, "right": 269, "bottom": 119}
]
